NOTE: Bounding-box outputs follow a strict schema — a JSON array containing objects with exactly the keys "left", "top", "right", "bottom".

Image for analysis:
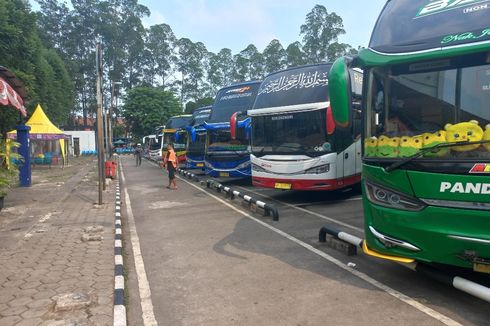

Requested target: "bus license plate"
[
  {"left": 275, "top": 183, "right": 291, "bottom": 190},
  {"left": 474, "top": 263, "right": 490, "bottom": 274},
  {"left": 219, "top": 172, "right": 229, "bottom": 177},
  {"left": 196, "top": 163, "right": 204, "bottom": 167}
]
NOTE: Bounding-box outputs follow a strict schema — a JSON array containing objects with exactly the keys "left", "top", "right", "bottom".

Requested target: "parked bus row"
[{"left": 139, "top": 1, "right": 490, "bottom": 287}]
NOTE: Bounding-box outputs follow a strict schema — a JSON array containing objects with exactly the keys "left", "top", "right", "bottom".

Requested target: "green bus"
[{"left": 330, "top": 0, "right": 490, "bottom": 272}]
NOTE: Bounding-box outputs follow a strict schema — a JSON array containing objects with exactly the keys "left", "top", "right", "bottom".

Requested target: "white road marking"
[
  {"left": 39, "top": 213, "right": 52, "bottom": 223},
  {"left": 237, "top": 186, "right": 363, "bottom": 233},
  {"left": 178, "top": 175, "right": 462, "bottom": 326},
  {"left": 120, "top": 165, "right": 158, "bottom": 326}
]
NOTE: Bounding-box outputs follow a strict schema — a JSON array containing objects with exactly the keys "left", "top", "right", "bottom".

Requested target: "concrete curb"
[
  {"left": 113, "top": 167, "right": 127, "bottom": 326},
  {"left": 177, "top": 168, "right": 280, "bottom": 221}
]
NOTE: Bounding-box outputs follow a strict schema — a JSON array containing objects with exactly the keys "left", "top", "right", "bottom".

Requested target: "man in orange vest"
[{"left": 163, "top": 143, "right": 177, "bottom": 189}]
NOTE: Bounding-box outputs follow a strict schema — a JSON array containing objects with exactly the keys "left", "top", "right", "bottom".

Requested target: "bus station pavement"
[
  {"left": 0, "top": 157, "right": 115, "bottom": 326},
  {"left": 121, "top": 156, "right": 472, "bottom": 326}
]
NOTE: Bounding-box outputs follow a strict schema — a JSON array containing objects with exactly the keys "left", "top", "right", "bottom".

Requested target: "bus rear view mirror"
[
  {"left": 329, "top": 57, "right": 353, "bottom": 128},
  {"left": 230, "top": 111, "right": 246, "bottom": 140}
]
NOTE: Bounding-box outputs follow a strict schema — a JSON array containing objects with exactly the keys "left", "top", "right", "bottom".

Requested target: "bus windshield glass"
[
  {"left": 166, "top": 116, "right": 192, "bottom": 129},
  {"left": 208, "top": 83, "right": 261, "bottom": 123},
  {"left": 188, "top": 132, "right": 206, "bottom": 155},
  {"left": 174, "top": 132, "right": 187, "bottom": 150},
  {"left": 208, "top": 128, "right": 248, "bottom": 153},
  {"left": 370, "top": 0, "right": 490, "bottom": 53},
  {"left": 252, "top": 109, "right": 330, "bottom": 156},
  {"left": 365, "top": 52, "right": 490, "bottom": 160},
  {"left": 149, "top": 137, "right": 160, "bottom": 151},
  {"left": 162, "top": 133, "right": 174, "bottom": 148},
  {"left": 253, "top": 64, "right": 331, "bottom": 109},
  {"left": 191, "top": 107, "right": 211, "bottom": 126}
]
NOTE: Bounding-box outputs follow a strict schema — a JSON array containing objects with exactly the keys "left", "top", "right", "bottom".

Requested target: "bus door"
[{"left": 339, "top": 83, "right": 363, "bottom": 182}]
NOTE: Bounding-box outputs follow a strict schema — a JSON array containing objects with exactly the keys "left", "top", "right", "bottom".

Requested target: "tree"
[
  {"left": 300, "top": 5, "right": 348, "bottom": 63},
  {"left": 232, "top": 54, "right": 248, "bottom": 83},
  {"left": 285, "top": 41, "right": 306, "bottom": 68},
  {"left": 184, "top": 97, "right": 214, "bottom": 114},
  {"left": 217, "top": 48, "right": 234, "bottom": 87},
  {"left": 240, "top": 44, "right": 264, "bottom": 80},
  {"left": 122, "top": 86, "right": 182, "bottom": 139},
  {"left": 146, "top": 23, "right": 177, "bottom": 89},
  {"left": 263, "top": 39, "right": 286, "bottom": 75},
  {"left": 176, "top": 38, "right": 207, "bottom": 103},
  {"left": 204, "top": 48, "right": 234, "bottom": 95},
  {"left": 0, "top": 0, "right": 73, "bottom": 133}
]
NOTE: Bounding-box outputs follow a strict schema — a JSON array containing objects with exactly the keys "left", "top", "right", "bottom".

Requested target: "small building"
[{"left": 63, "top": 130, "right": 96, "bottom": 156}]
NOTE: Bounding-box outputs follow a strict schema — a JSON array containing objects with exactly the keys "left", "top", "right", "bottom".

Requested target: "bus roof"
[
  {"left": 207, "top": 81, "right": 261, "bottom": 124},
  {"left": 370, "top": 0, "right": 490, "bottom": 54},
  {"left": 251, "top": 63, "right": 332, "bottom": 111}
]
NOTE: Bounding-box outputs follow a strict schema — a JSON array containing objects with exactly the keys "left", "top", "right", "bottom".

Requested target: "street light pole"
[
  {"left": 109, "top": 81, "right": 121, "bottom": 159},
  {"left": 96, "top": 41, "right": 105, "bottom": 203}
]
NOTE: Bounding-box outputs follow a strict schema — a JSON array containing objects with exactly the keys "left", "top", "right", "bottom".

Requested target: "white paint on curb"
[
  {"left": 115, "top": 240, "right": 122, "bottom": 248},
  {"left": 115, "top": 255, "right": 123, "bottom": 266},
  {"left": 114, "top": 305, "right": 127, "bottom": 326},
  {"left": 115, "top": 275, "right": 125, "bottom": 290}
]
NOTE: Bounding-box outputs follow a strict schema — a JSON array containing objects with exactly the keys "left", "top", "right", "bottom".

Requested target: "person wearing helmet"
[{"left": 134, "top": 143, "right": 143, "bottom": 166}]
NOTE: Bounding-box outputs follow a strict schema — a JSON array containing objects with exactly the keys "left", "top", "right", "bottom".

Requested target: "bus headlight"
[
  {"left": 252, "top": 164, "right": 267, "bottom": 172},
  {"left": 365, "top": 181, "right": 426, "bottom": 211},
  {"left": 305, "top": 164, "right": 330, "bottom": 174}
]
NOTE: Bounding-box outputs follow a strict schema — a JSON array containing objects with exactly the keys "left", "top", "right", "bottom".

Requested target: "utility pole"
[
  {"left": 109, "top": 81, "right": 121, "bottom": 159},
  {"left": 96, "top": 41, "right": 105, "bottom": 204}
]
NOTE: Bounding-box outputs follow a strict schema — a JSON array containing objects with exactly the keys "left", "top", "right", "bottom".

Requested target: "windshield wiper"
[{"left": 385, "top": 139, "right": 490, "bottom": 172}]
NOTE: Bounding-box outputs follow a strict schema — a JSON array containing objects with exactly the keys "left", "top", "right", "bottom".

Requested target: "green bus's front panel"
[{"left": 363, "top": 164, "right": 490, "bottom": 270}]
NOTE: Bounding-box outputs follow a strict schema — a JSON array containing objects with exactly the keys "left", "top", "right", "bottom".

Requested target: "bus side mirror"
[
  {"left": 329, "top": 57, "right": 352, "bottom": 128},
  {"left": 190, "top": 128, "right": 197, "bottom": 143},
  {"left": 243, "top": 118, "right": 252, "bottom": 139},
  {"left": 326, "top": 105, "right": 335, "bottom": 135},
  {"left": 230, "top": 111, "right": 242, "bottom": 140}
]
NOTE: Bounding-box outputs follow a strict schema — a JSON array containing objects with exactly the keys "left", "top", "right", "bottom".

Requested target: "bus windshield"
[
  {"left": 174, "top": 132, "right": 187, "bottom": 150},
  {"left": 365, "top": 52, "right": 490, "bottom": 160},
  {"left": 191, "top": 107, "right": 211, "bottom": 126},
  {"left": 166, "top": 116, "right": 192, "bottom": 129},
  {"left": 188, "top": 132, "right": 206, "bottom": 155},
  {"left": 208, "top": 83, "right": 261, "bottom": 123},
  {"left": 149, "top": 137, "right": 160, "bottom": 150},
  {"left": 370, "top": 0, "right": 490, "bottom": 53},
  {"left": 252, "top": 109, "right": 330, "bottom": 157},
  {"left": 208, "top": 128, "right": 248, "bottom": 153}
]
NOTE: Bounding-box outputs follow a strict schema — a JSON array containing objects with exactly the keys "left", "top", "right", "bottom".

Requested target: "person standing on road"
[
  {"left": 163, "top": 143, "right": 177, "bottom": 189},
  {"left": 134, "top": 143, "right": 143, "bottom": 166}
]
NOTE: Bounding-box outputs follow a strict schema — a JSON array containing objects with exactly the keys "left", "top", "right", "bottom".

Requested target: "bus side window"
[{"left": 352, "top": 101, "right": 362, "bottom": 139}]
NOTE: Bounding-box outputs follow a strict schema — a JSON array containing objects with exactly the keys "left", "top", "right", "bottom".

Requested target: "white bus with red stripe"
[{"left": 246, "top": 63, "right": 363, "bottom": 191}]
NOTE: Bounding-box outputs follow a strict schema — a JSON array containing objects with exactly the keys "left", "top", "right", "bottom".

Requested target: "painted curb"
[
  {"left": 177, "top": 168, "right": 280, "bottom": 221},
  {"left": 113, "top": 162, "right": 126, "bottom": 326}
]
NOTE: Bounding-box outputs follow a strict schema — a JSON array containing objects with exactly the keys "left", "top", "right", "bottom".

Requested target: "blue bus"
[
  {"left": 204, "top": 81, "right": 261, "bottom": 177},
  {"left": 185, "top": 106, "right": 212, "bottom": 169}
]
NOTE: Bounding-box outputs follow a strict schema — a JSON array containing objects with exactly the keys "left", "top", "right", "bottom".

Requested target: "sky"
[{"left": 140, "top": 0, "right": 388, "bottom": 54}]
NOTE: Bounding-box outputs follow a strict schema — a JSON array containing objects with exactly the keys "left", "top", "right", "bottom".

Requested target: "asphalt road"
[{"left": 120, "top": 156, "right": 490, "bottom": 326}]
